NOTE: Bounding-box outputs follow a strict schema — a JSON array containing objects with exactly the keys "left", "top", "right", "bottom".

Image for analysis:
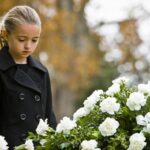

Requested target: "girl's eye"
[
  {"left": 32, "top": 40, "right": 38, "bottom": 43},
  {"left": 18, "top": 39, "right": 25, "bottom": 42}
]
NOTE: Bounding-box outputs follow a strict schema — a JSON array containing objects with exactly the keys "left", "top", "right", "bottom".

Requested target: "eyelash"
[
  {"left": 18, "top": 39, "right": 25, "bottom": 42},
  {"left": 18, "top": 39, "right": 38, "bottom": 43},
  {"left": 32, "top": 40, "right": 38, "bottom": 43}
]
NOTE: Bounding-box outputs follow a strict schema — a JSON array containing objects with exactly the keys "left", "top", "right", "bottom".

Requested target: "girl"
[{"left": 0, "top": 5, "right": 57, "bottom": 149}]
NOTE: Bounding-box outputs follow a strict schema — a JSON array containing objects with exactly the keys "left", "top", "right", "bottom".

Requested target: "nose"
[{"left": 24, "top": 41, "right": 31, "bottom": 49}]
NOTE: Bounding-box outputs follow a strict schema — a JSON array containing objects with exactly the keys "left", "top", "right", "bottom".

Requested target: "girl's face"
[{"left": 7, "top": 24, "right": 41, "bottom": 64}]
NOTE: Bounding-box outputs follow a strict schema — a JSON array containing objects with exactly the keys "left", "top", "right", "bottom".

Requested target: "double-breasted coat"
[{"left": 0, "top": 46, "right": 57, "bottom": 149}]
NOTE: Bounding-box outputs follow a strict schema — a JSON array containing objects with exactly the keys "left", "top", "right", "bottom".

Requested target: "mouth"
[{"left": 22, "top": 51, "right": 31, "bottom": 54}]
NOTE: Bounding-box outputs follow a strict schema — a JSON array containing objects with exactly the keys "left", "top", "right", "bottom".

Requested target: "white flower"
[
  {"left": 100, "top": 97, "right": 120, "bottom": 115},
  {"left": 73, "top": 107, "right": 89, "bottom": 121},
  {"left": 81, "top": 140, "right": 101, "bottom": 150},
  {"left": 98, "top": 117, "right": 119, "bottom": 136},
  {"left": 126, "top": 92, "right": 146, "bottom": 111},
  {"left": 40, "top": 139, "right": 47, "bottom": 146},
  {"left": 138, "top": 83, "right": 150, "bottom": 95},
  {"left": 136, "top": 112, "right": 150, "bottom": 133},
  {"left": 87, "top": 90, "right": 103, "bottom": 102},
  {"left": 106, "top": 83, "right": 120, "bottom": 96},
  {"left": 145, "top": 112, "right": 150, "bottom": 123},
  {"left": 36, "top": 119, "right": 49, "bottom": 136},
  {"left": 112, "top": 76, "right": 129, "bottom": 84},
  {"left": 83, "top": 99, "right": 96, "bottom": 112},
  {"left": 143, "top": 113, "right": 150, "bottom": 132},
  {"left": 25, "top": 139, "right": 34, "bottom": 150},
  {"left": 127, "top": 133, "right": 146, "bottom": 150},
  {"left": 84, "top": 90, "right": 103, "bottom": 111},
  {"left": 143, "top": 124, "right": 150, "bottom": 133},
  {"left": 136, "top": 115, "right": 147, "bottom": 126},
  {"left": 0, "top": 135, "right": 8, "bottom": 150},
  {"left": 56, "top": 117, "right": 77, "bottom": 134},
  {"left": 106, "top": 76, "right": 129, "bottom": 96}
]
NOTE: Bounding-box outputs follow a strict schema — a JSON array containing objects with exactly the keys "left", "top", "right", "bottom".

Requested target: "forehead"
[{"left": 13, "top": 24, "right": 41, "bottom": 37}]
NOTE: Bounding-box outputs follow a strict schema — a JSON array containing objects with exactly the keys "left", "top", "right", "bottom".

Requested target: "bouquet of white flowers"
[{"left": 10, "top": 77, "right": 150, "bottom": 149}]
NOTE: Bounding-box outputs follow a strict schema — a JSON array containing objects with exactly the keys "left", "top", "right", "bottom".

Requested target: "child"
[{"left": 0, "top": 5, "right": 57, "bottom": 149}]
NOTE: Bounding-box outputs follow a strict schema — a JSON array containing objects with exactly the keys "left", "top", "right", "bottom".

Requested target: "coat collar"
[
  {"left": 0, "top": 46, "right": 46, "bottom": 72},
  {"left": 14, "top": 68, "right": 42, "bottom": 94}
]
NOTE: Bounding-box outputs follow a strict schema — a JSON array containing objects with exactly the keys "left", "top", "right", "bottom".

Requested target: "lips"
[
  {"left": 22, "top": 50, "right": 31, "bottom": 54},
  {"left": 21, "top": 51, "right": 31, "bottom": 56}
]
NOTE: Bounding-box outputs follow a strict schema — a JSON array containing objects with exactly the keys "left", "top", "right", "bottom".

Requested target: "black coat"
[{"left": 0, "top": 46, "right": 57, "bottom": 149}]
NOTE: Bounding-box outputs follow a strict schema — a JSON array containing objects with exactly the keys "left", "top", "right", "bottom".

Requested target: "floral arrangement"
[{"left": 1, "top": 76, "right": 150, "bottom": 150}]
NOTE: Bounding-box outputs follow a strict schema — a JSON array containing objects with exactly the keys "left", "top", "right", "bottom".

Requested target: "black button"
[
  {"left": 20, "top": 114, "right": 26, "bottom": 120},
  {"left": 20, "top": 133, "right": 27, "bottom": 142},
  {"left": 35, "top": 114, "right": 41, "bottom": 121},
  {"left": 19, "top": 92, "right": 25, "bottom": 100},
  {"left": 34, "top": 95, "right": 40, "bottom": 102}
]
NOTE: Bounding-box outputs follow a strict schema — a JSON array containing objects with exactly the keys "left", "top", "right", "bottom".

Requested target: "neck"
[{"left": 15, "top": 59, "right": 27, "bottom": 64}]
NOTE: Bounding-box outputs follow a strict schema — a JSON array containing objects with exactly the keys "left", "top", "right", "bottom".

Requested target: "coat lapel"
[
  {"left": 0, "top": 46, "right": 46, "bottom": 94},
  {"left": 14, "top": 67, "right": 41, "bottom": 94}
]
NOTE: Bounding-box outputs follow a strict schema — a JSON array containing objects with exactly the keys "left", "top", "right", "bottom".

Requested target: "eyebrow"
[{"left": 17, "top": 36, "right": 40, "bottom": 38}]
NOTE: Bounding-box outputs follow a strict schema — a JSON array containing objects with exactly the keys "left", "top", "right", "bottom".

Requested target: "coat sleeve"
[{"left": 45, "top": 71, "right": 57, "bottom": 130}]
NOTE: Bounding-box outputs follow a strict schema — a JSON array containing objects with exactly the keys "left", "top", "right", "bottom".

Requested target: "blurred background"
[{"left": 1, "top": 0, "right": 150, "bottom": 122}]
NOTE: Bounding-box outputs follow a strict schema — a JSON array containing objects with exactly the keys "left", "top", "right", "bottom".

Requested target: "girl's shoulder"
[
  {"left": 28, "top": 56, "right": 48, "bottom": 73},
  {"left": 0, "top": 46, "right": 16, "bottom": 71}
]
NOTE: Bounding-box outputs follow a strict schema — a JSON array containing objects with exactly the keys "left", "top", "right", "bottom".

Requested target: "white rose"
[
  {"left": 138, "top": 83, "right": 150, "bottom": 95},
  {"left": 112, "top": 76, "right": 129, "bottom": 84},
  {"left": 84, "top": 99, "right": 96, "bottom": 112},
  {"left": 84, "top": 90, "right": 103, "bottom": 111},
  {"left": 136, "top": 115, "right": 146, "bottom": 126},
  {"left": 126, "top": 92, "right": 146, "bottom": 111},
  {"left": 40, "top": 139, "right": 47, "bottom": 146},
  {"left": 100, "top": 97, "right": 120, "bottom": 115},
  {"left": 127, "top": 133, "right": 146, "bottom": 150},
  {"left": 143, "top": 123, "right": 150, "bottom": 133},
  {"left": 145, "top": 112, "right": 150, "bottom": 123},
  {"left": 25, "top": 139, "right": 34, "bottom": 150},
  {"left": 81, "top": 139, "right": 101, "bottom": 150},
  {"left": 73, "top": 107, "right": 89, "bottom": 121},
  {"left": 36, "top": 119, "right": 49, "bottom": 136},
  {"left": 143, "top": 112, "right": 150, "bottom": 133},
  {"left": 56, "top": 117, "right": 77, "bottom": 134},
  {"left": 87, "top": 90, "right": 103, "bottom": 102},
  {"left": 0, "top": 135, "right": 8, "bottom": 150},
  {"left": 106, "top": 83, "right": 120, "bottom": 96},
  {"left": 98, "top": 117, "right": 119, "bottom": 136},
  {"left": 136, "top": 113, "right": 150, "bottom": 133},
  {"left": 136, "top": 113, "right": 150, "bottom": 125}
]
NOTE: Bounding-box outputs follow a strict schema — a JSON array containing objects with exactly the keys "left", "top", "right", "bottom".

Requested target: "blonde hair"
[{"left": 0, "top": 5, "right": 41, "bottom": 48}]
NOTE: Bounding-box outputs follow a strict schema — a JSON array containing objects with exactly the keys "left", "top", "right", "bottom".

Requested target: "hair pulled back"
[{"left": 0, "top": 5, "right": 41, "bottom": 48}]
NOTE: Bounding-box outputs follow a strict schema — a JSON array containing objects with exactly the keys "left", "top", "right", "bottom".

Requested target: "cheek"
[
  {"left": 11, "top": 40, "right": 23, "bottom": 48},
  {"left": 32, "top": 43, "right": 39, "bottom": 49},
  {"left": 8, "top": 41, "right": 20, "bottom": 50},
  {"left": 15, "top": 42, "right": 24, "bottom": 49}
]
